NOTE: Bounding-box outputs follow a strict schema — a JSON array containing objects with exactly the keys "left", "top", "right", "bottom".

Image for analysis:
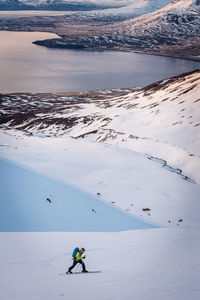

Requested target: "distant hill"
[
  {"left": 0, "top": 0, "right": 33, "bottom": 10},
  {"left": 0, "top": 0, "right": 122, "bottom": 11}
]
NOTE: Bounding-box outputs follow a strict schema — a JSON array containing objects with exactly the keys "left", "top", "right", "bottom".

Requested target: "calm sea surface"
[{"left": 0, "top": 31, "right": 200, "bottom": 93}]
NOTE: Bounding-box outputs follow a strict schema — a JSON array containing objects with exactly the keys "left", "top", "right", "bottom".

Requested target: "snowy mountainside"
[
  {"left": 22, "top": 0, "right": 200, "bottom": 58},
  {"left": 0, "top": 157, "right": 154, "bottom": 231},
  {"left": 78, "top": 0, "right": 172, "bottom": 21},
  {"left": 117, "top": 0, "right": 200, "bottom": 56},
  {"left": 0, "top": 0, "right": 172, "bottom": 20},
  {"left": 0, "top": 0, "right": 199, "bottom": 57},
  {"left": 1, "top": 71, "right": 200, "bottom": 183},
  {"left": 1, "top": 68, "right": 200, "bottom": 300},
  {"left": 0, "top": 62, "right": 200, "bottom": 300}
]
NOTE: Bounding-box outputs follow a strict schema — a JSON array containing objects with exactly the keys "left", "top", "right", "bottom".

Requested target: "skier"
[{"left": 67, "top": 247, "right": 88, "bottom": 274}]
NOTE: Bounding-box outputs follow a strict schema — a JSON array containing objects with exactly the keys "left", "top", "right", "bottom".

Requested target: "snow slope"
[
  {"left": 1, "top": 71, "right": 199, "bottom": 183},
  {"left": 0, "top": 157, "right": 155, "bottom": 231},
  {"left": 1, "top": 128, "right": 200, "bottom": 228},
  {"left": 0, "top": 70, "right": 200, "bottom": 300},
  {"left": 0, "top": 229, "right": 200, "bottom": 300},
  {"left": 1, "top": 71, "right": 200, "bottom": 229}
]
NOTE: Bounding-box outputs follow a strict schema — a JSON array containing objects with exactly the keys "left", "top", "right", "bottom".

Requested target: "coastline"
[
  {"left": 31, "top": 33, "right": 200, "bottom": 63},
  {"left": 0, "top": 29, "right": 199, "bottom": 93},
  {"left": 0, "top": 25, "right": 200, "bottom": 62}
]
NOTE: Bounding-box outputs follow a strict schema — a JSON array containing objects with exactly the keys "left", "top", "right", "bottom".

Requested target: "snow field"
[
  {"left": 0, "top": 157, "right": 154, "bottom": 231},
  {"left": 0, "top": 69, "right": 200, "bottom": 299},
  {"left": 0, "top": 131, "right": 200, "bottom": 228},
  {"left": 0, "top": 229, "right": 199, "bottom": 300}
]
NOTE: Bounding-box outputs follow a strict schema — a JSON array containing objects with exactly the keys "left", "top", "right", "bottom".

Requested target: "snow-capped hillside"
[
  {"left": 1, "top": 70, "right": 200, "bottom": 228},
  {"left": 79, "top": 0, "right": 172, "bottom": 21},
  {"left": 1, "top": 70, "right": 200, "bottom": 183},
  {"left": 118, "top": 0, "right": 200, "bottom": 56},
  {"left": 1, "top": 70, "right": 200, "bottom": 300},
  {"left": 21, "top": 0, "right": 199, "bottom": 58},
  {"left": 0, "top": 157, "right": 154, "bottom": 231},
  {"left": 0, "top": 0, "right": 172, "bottom": 19},
  {"left": 0, "top": 0, "right": 199, "bottom": 57},
  {"left": 1, "top": 138, "right": 198, "bottom": 298}
]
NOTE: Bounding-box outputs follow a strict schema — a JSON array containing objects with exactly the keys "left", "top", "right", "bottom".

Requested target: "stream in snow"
[{"left": 0, "top": 31, "right": 200, "bottom": 93}]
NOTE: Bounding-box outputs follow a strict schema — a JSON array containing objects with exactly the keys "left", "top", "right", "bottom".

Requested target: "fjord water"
[{"left": 0, "top": 31, "right": 200, "bottom": 93}]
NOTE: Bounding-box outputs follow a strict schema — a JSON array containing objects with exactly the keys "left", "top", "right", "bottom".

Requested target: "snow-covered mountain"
[
  {"left": 117, "top": 0, "right": 200, "bottom": 56},
  {"left": 78, "top": 0, "right": 172, "bottom": 21}
]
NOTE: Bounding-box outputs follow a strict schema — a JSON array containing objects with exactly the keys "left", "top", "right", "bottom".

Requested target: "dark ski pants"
[{"left": 68, "top": 259, "right": 86, "bottom": 272}]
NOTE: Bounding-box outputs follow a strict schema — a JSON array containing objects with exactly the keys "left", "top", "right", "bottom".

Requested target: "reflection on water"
[{"left": 0, "top": 31, "right": 199, "bottom": 93}]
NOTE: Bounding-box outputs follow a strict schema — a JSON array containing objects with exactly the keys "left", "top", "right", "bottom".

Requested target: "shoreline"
[
  {"left": 0, "top": 29, "right": 199, "bottom": 94},
  {"left": 32, "top": 32, "right": 200, "bottom": 63},
  {"left": 31, "top": 33, "right": 200, "bottom": 63},
  {"left": 1, "top": 28, "right": 200, "bottom": 63}
]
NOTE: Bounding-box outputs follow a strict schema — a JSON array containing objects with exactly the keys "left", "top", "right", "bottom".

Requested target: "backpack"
[{"left": 72, "top": 247, "right": 79, "bottom": 258}]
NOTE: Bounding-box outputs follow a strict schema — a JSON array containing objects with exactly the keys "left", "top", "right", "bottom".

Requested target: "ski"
[{"left": 58, "top": 271, "right": 101, "bottom": 275}]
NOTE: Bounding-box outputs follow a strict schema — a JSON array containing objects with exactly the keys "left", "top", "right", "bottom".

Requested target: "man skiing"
[{"left": 67, "top": 247, "right": 88, "bottom": 274}]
